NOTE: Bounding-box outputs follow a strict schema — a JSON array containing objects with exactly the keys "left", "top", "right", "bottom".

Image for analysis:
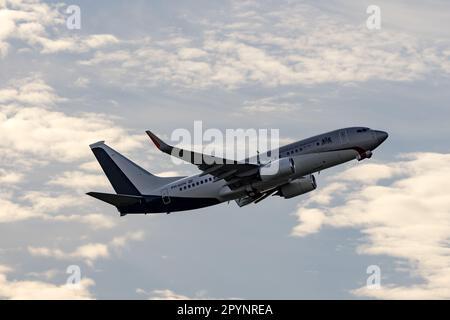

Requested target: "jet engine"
[
  {"left": 259, "top": 158, "right": 295, "bottom": 182},
  {"left": 278, "top": 175, "right": 317, "bottom": 199}
]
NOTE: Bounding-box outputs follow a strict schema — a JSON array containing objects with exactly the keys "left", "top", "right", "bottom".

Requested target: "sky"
[{"left": 0, "top": 0, "right": 450, "bottom": 299}]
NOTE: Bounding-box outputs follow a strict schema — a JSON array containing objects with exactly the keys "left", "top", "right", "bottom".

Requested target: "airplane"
[{"left": 87, "top": 127, "right": 388, "bottom": 215}]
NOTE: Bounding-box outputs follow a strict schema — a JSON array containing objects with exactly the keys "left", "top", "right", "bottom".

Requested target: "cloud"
[
  {"left": 0, "top": 191, "right": 116, "bottom": 229},
  {"left": 0, "top": 75, "right": 145, "bottom": 230},
  {"left": 0, "top": 76, "right": 143, "bottom": 163},
  {"left": 334, "top": 163, "right": 405, "bottom": 184},
  {"left": 48, "top": 171, "right": 109, "bottom": 192},
  {"left": 292, "top": 153, "right": 450, "bottom": 299},
  {"left": 28, "top": 230, "right": 145, "bottom": 265},
  {"left": 0, "top": 0, "right": 119, "bottom": 57},
  {"left": 28, "top": 244, "right": 109, "bottom": 262},
  {"left": 110, "top": 231, "right": 145, "bottom": 249},
  {"left": 0, "top": 168, "right": 24, "bottom": 184},
  {"left": 291, "top": 208, "right": 326, "bottom": 237},
  {"left": 52, "top": 213, "right": 117, "bottom": 230},
  {"left": 26, "top": 269, "right": 59, "bottom": 280},
  {"left": 76, "top": 1, "right": 450, "bottom": 89},
  {"left": 0, "top": 76, "right": 63, "bottom": 105},
  {"left": 177, "top": 47, "right": 208, "bottom": 59},
  {"left": 142, "top": 288, "right": 236, "bottom": 300},
  {"left": 0, "top": 264, "right": 95, "bottom": 300},
  {"left": 0, "top": 194, "right": 42, "bottom": 223},
  {"left": 0, "top": 104, "right": 142, "bottom": 162},
  {"left": 241, "top": 94, "right": 300, "bottom": 114},
  {"left": 148, "top": 289, "right": 191, "bottom": 300},
  {"left": 37, "top": 34, "right": 119, "bottom": 54}
]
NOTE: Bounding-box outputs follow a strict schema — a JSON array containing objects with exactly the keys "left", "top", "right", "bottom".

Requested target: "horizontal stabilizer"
[{"left": 87, "top": 192, "right": 144, "bottom": 207}]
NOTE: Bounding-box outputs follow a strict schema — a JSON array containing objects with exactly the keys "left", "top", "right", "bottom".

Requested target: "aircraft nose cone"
[{"left": 375, "top": 130, "right": 389, "bottom": 144}]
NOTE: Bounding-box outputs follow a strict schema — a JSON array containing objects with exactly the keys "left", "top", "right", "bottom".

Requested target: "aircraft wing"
[{"left": 146, "top": 130, "right": 260, "bottom": 189}]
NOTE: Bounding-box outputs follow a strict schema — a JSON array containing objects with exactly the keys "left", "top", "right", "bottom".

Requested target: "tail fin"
[{"left": 89, "top": 141, "right": 182, "bottom": 195}]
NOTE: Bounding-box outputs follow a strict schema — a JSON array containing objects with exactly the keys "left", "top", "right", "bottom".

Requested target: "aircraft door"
[
  {"left": 339, "top": 129, "right": 349, "bottom": 144},
  {"left": 162, "top": 188, "right": 171, "bottom": 205}
]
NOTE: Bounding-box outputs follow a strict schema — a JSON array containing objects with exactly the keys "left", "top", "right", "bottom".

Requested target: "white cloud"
[
  {"left": 21, "top": 192, "right": 80, "bottom": 212},
  {"left": 0, "top": 194, "right": 42, "bottom": 223},
  {"left": 0, "top": 76, "right": 63, "bottom": 105},
  {"left": 52, "top": 213, "right": 117, "bottom": 230},
  {"left": 0, "top": 104, "right": 142, "bottom": 162},
  {"left": 26, "top": 269, "right": 59, "bottom": 280},
  {"left": 79, "top": 161, "right": 101, "bottom": 172},
  {"left": 143, "top": 288, "right": 234, "bottom": 300},
  {"left": 149, "top": 289, "right": 191, "bottom": 300},
  {"left": 28, "top": 244, "right": 109, "bottom": 262},
  {"left": 241, "top": 94, "right": 300, "bottom": 114},
  {"left": 302, "top": 182, "right": 347, "bottom": 206},
  {"left": 0, "top": 77, "right": 143, "bottom": 163},
  {"left": 48, "top": 171, "right": 109, "bottom": 192},
  {"left": 0, "top": 191, "right": 116, "bottom": 229},
  {"left": 0, "top": 168, "right": 24, "bottom": 184},
  {"left": 0, "top": 75, "right": 145, "bottom": 229},
  {"left": 291, "top": 208, "right": 326, "bottom": 237},
  {"left": 76, "top": 1, "right": 450, "bottom": 89},
  {"left": 0, "top": 264, "right": 95, "bottom": 300},
  {"left": 0, "top": 0, "right": 119, "bottom": 57},
  {"left": 37, "top": 34, "right": 119, "bottom": 54},
  {"left": 110, "top": 231, "right": 145, "bottom": 249},
  {"left": 28, "top": 230, "right": 145, "bottom": 265},
  {"left": 178, "top": 47, "right": 208, "bottom": 59},
  {"left": 334, "top": 163, "right": 405, "bottom": 184},
  {"left": 292, "top": 153, "right": 450, "bottom": 299}
]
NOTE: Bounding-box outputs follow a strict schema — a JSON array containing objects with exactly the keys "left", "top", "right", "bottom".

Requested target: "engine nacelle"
[
  {"left": 279, "top": 175, "right": 317, "bottom": 199},
  {"left": 259, "top": 157, "right": 295, "bottom": 182}
]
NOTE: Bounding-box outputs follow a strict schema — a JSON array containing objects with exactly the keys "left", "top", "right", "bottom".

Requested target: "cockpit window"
[{"left": 357, "top": 128, "right": 369, "bottom": 133}]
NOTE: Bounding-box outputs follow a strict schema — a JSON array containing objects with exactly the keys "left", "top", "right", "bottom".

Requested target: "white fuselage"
[{"left": 152, "top": 127, "right": 388, "bottom": 203}]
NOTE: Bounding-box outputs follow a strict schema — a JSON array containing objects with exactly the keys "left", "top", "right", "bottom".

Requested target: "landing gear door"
[{"left": 162, "top": 188, "right": 171, "bottom": 205}]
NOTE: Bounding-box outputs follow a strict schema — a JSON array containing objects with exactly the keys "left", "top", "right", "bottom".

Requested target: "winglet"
[
  {"left": 145, "top": 131, "right": 172, "bottom": 153},
  {"left": 89, "top": 141, "right": 105, "bottom": 149}
]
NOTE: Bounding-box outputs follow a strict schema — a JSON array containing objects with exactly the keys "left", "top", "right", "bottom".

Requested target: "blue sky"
[{"left": 0, "top": 0, "right": 450, "bottom": 299}]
